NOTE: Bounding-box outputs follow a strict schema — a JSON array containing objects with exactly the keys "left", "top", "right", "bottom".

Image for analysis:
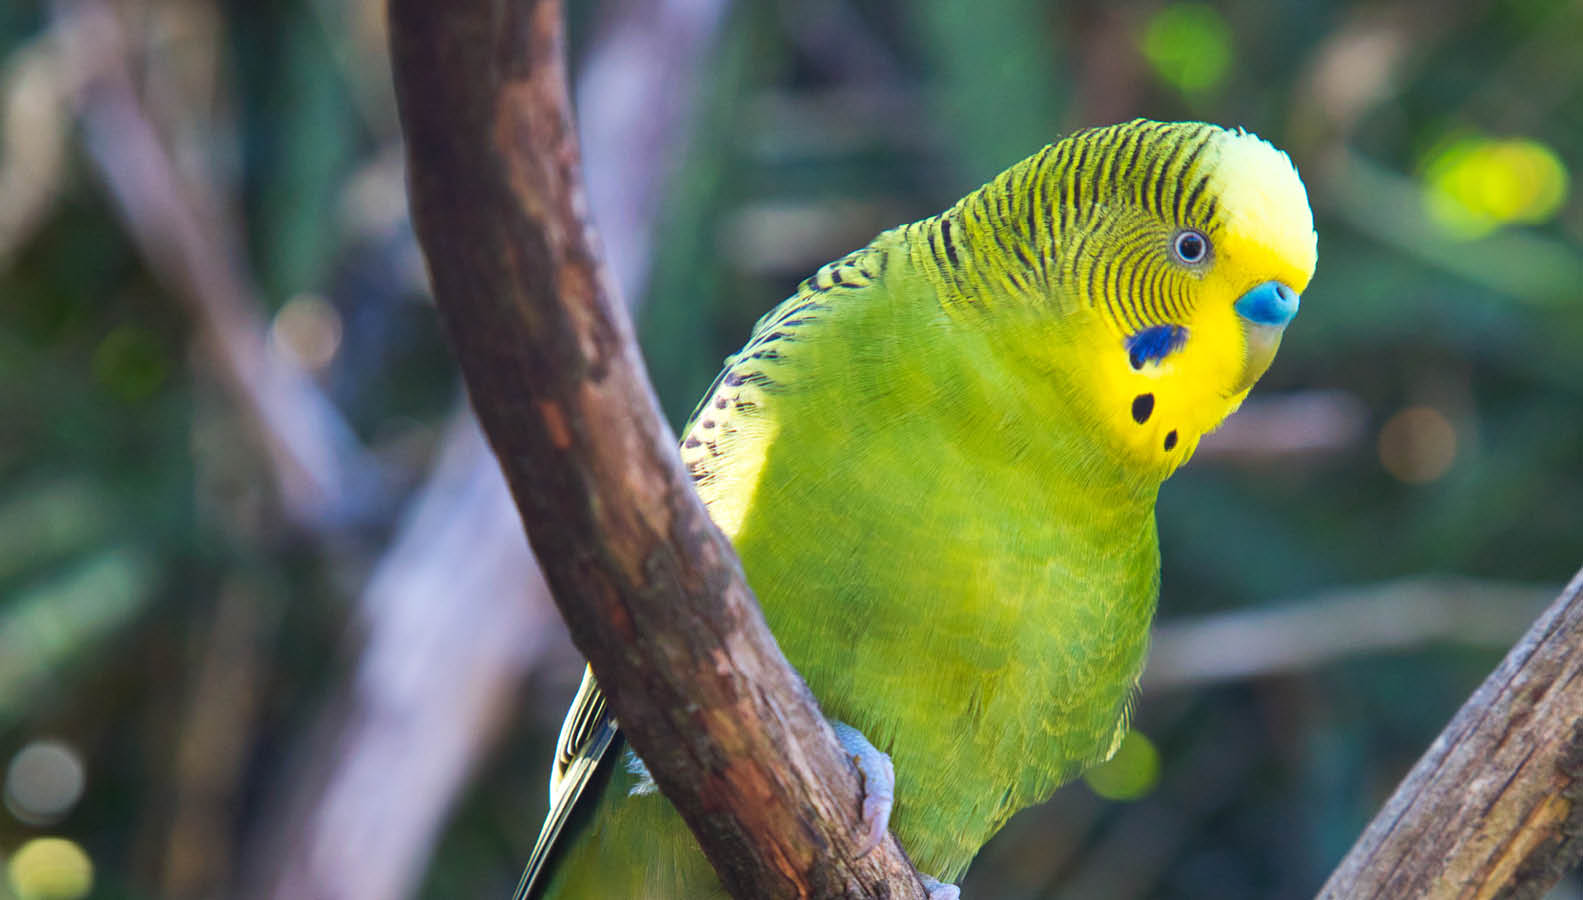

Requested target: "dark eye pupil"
[{"left": 1175, "top": 232, "right": 1205, "bottom": 262}]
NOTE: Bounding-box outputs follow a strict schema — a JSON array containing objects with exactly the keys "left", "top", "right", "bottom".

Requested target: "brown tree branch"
[
  {"left": 1317, "top": 566, "right": 1583, "bottom": 899},
  {"left": 385, "top": 1, "right": 927, "bottom": 897}
]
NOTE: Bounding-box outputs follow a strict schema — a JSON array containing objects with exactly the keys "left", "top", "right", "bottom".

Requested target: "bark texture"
[{"left": 1319, "top": 568, "right": 1583, "bottom": 899}]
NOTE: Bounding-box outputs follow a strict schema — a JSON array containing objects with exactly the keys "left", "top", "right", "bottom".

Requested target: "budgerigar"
[{"left": 513, "top": 119, "right": 1317, "bottom": 898}]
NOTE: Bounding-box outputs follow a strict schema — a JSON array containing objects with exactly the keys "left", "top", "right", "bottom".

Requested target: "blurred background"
[{"left": 1, "top": 0, "right": 1580, "bottom": 897}]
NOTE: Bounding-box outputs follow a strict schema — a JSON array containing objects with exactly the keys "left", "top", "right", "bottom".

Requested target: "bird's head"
[{"left": 1034, "top": 120, "right": 1318, "bottom": 473}]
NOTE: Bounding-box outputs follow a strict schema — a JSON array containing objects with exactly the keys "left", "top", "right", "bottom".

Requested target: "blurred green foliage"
[
  {"left": 1142, "top": 4, "right": 1233, "bottom": 96},
  {"left": 2, "top": 0, "right": 1582, "bottom": 898}
]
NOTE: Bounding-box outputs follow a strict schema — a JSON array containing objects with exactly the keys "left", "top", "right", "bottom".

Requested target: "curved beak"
[{"left": 1232, "top": 280, "right": 1300, "bottom": 394}]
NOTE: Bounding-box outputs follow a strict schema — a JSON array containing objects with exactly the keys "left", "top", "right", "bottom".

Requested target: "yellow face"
[{"left": 1056, "top": 124, "right": 1318, "bottom": 475}]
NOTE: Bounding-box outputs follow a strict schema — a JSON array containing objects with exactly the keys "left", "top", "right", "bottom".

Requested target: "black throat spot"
[{"left": 1131, "top": 393, "right": 1155, "bottom": 424}]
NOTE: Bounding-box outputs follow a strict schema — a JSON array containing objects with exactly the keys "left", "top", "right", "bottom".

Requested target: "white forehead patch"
[{"left": 1207, "top": 129, "right": 1318, "bottom": 284}]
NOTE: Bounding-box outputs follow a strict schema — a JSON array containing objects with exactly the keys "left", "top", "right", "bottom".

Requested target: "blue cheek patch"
[{"left": 1125, "top": 324, "right": 1189, "bottom": 369}]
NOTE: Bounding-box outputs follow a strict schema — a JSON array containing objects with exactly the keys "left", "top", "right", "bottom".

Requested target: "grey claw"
[{"left": 830, "top": 721, "right": 895, "bottom": 856}]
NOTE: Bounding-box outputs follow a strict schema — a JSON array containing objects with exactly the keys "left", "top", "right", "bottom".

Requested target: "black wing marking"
[
  {"left": 511, "top": 667, "right": 618, "bottom": 900},
  {"left": 679, "top": 244, "right": 884, "bottom": 488}
]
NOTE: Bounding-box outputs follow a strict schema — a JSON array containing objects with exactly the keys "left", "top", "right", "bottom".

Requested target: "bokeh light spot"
[
  {"left": 1082, "top": 730, "right": 1161, "bottom": 801},
  {"left": 1378, "top": 405, "right": 1458, "bottom": 483},
  {"left": 1141, "top": 4, "right": 1233, "bottom": 95},
  {"left": 90, "top": 326, "right": 170, "bottom": 402},
  {"left": 6, "top": 837, "right": 93, "bottom": 900},
  {"left": 1422, "top": 135, "right": 1569, "bottom": 239},
  {"left": 5, "top": 740, "right": 86, "bottom": 826},
  {"left": 269, "top": 293, "right": 343, "bottom": 372}
]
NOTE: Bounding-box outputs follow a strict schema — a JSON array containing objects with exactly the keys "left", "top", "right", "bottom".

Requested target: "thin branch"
[
  {"left": 255, "top": 415, "right": 559, "bottom": 900},
  {"left": 0, "top": 31, "right": 70, "bottom": 269},
  {"left": 53, "top": 0, "right": 381, "bottom": 531},
  {"left": 1193, "top": 390, "right": 1368, "bottom": 462},
  {"left": 160, "top": 579, "right": 281, "bottom": 900},
  {"left": 1323, "top": 149, "right": 1583, "bottom": 307},
  {"left": 385, "top": 1, "right": 927, "bottom": 898},
  {"left": 1145, "top": 576, "right": 1556, "bottom": 691},
  {"left": 1317, "top": 566, "right": 1583, "bottom": 898},
  {"left": 577, "top": 0, "right": 730, "bottom": 306}
]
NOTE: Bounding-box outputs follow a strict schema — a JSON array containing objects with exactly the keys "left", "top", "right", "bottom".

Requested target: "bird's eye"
[{"left": 1171, "top": 229, "right": 1210, "bottom": 265}]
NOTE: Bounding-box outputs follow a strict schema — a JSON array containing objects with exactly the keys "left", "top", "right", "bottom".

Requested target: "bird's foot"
[
  {"left": 830, "top": 721, "right": 895, "bottom": 856},
  {"left": 921, "top": 875, "right": 961, "bottom": 900}
]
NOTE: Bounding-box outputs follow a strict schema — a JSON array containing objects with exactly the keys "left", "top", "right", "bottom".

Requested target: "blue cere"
[
  {"left": 1126, "top": 323, "right": 1190, "bottom": 369},
  {"left": 1234, "top": 280, "right": 1300, "bottom": 327}
]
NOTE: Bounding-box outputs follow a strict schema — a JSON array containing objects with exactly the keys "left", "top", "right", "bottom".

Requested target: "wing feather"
[{"left": 512, "top": 667, "right": 617, "bottom": 900}]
